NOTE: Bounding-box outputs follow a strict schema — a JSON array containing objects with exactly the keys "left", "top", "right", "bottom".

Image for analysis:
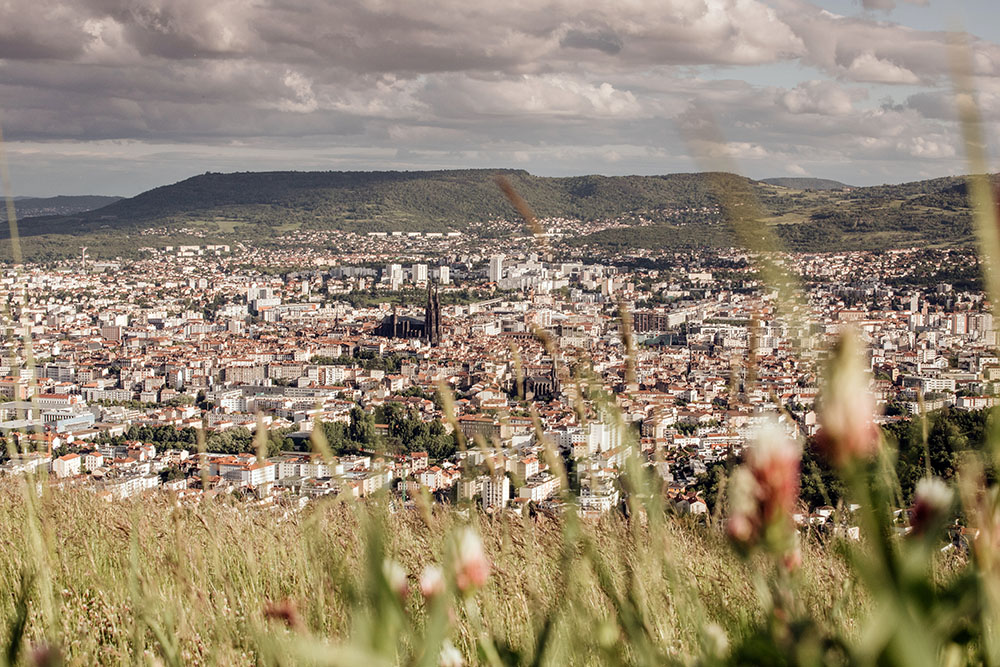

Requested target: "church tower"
[{"left": 424, "top": 283, "right": 442, "bottom": 345}]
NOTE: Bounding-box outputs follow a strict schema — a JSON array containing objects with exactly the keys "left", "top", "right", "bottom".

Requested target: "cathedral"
[{"left": 374, "top": 284, "right": 442, "bottom": 345}]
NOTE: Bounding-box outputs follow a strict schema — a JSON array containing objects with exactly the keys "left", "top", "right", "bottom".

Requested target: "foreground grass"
[{"left": 0, "top": 482, "right": 866, "bottom": 665}]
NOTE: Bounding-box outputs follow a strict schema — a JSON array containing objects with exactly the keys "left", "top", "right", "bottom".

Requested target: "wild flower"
[
  {"left": 782, "top": 538, "right": 802, "bottom": 573},
  {"left": 30, "top": 643, "right": 62, "bottom": 667},
  {"left": 727, "top": 419, "right": 801, "bottom": 555},
  {"left": 725, "top": 467, "right": 758, "bottom": 546},
  {"left": 263, "top": 598, "right": 303, "bottom": 632},
  {"left": 816, "top": 331, "right": 880, "bottom": 468},
  {"left": 439, "top": 639, "right": 463, "bottom": 667},
  {"left": 382, "top": 559, "right": 409, "bottom": 600},
  {"left": 419, "top": 564, "right": 445, "bottom": 599},
  {"left": 454, "top": 527, "right": 490, "bottom": 593},
  {"left": 703, "top": 622, "right": 729, "bottom": 658},
  {"left": 911, "top": 477, "right": 953, "bottom": 536}
]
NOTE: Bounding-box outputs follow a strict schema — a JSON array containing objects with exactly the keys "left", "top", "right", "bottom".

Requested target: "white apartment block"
[
  {"left": 518, "top": 473, "right": 561, "bottom": 503},
  {"left": 482, "top": 475, "right": 510, "bottom": 509},
  {"left": 53, "top": 453, "right": 81, "bottom": 478}
]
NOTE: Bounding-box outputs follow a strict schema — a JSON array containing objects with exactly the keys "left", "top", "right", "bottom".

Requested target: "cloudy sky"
[{"left": 1, "top": 0, "right": 999, "bottom": 195}]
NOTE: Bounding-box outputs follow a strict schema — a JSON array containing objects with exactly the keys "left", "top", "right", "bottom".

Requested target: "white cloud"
[
  {"left": 774, "top": 0, "right": 1000, "bottom": 85},
  {"left": 0, "top": 0, "right": 993, "bottom": 192},
  {"left": 780, "top": 80, "right": 862, "bottom": 115},
  {"left": 846, "top": 52, "right": 920, "bottom": 84},
  {"left": 275, "top": 71, "right": 318, "bottom": 113},
  {"left": 422, "top": 75, "right": 644, "bottom": 119},
  {"left": 903, "top": 135, "right": 956, "bottom": 159}
]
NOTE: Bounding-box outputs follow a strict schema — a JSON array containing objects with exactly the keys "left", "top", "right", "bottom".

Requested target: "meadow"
[{"left": 0, "top": 475, "right": 873, "bottom": 666}]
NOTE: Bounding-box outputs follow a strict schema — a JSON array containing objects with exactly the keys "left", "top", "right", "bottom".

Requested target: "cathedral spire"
[{"left": 424, "top": 282, "right": 440, "bottom": 345}]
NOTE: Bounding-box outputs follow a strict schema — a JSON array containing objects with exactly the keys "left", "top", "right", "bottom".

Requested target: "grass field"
[{"left": 0, "top": 479, "right": 875, "bottom": 666}]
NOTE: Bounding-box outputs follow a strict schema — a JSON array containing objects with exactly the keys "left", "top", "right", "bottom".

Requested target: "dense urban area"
[{"left": 0, "top": 215, "right": 990, "bottom": 531}]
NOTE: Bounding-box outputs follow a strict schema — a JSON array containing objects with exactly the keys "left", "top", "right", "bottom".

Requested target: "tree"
[
  {"left": 159, "top": 465, "right": 186, "bottom": 483},
  {"left": 166, "top": 394, "right": 195, "bottom": 407},
  {"left": 349, "top": 407, "right": 376, "bottom": 446},
  {"left": 799, "top": 446, "right": 846, "bottom": 509},
  {"left": 321, "top": 421, "right": 353, "bottom": 455}
]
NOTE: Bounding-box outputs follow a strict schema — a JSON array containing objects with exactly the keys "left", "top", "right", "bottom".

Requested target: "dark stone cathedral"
[{"left": 374, "top": 284, "right": 443, "bottom": 345}]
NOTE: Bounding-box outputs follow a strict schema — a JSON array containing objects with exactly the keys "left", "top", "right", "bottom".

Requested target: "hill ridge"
[
  {"left": 760, "top": 177, "right": 852, "bottom": 190},
  {"left": 1, "top": 195, "right": 121, "bottom": 220},
  {"left": 0, "top": 169, "right": 978, "bottom": 260}
]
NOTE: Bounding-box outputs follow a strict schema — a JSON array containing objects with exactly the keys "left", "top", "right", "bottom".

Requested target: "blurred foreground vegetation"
[{"left": 0, "top": 482, "right": 867, "bottom": 666}]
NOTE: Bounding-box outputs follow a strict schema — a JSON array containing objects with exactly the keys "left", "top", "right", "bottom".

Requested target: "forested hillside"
[{"left": 0, "top": 169, "right": 983, "bottom": 260}]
